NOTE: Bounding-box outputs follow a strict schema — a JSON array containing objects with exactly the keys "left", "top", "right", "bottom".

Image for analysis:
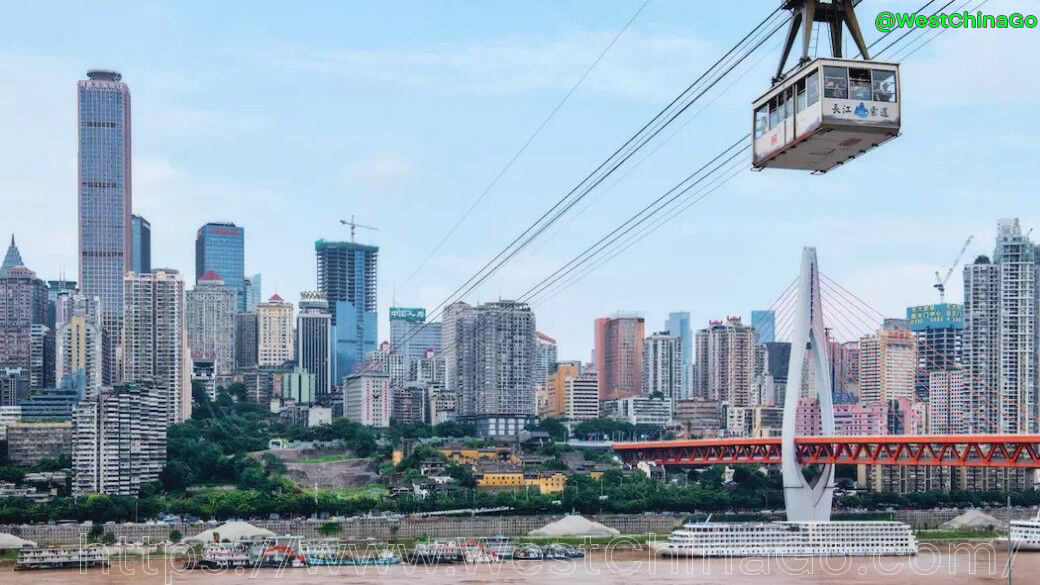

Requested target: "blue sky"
[{"left": 1, "top": 0, "right": 1037, "bottom": 360}]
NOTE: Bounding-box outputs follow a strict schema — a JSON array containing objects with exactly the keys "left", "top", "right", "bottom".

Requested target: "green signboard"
[{"left": 390, "top": 307, "right": 426, "bottom": 323}]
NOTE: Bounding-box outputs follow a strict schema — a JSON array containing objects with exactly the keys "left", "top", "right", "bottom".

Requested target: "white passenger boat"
[
  {"left": 996, "top": 508, "right": 1040, "bottom": 551},
  {"left": 652, "top": 520, "right": 918, "bottom": 557}
]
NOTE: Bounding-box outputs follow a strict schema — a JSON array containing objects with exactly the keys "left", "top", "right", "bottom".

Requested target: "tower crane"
[
  {"left": 934, "top": 236, "right": 973, "bottom": 303},
  {"left": 339, "top": 215, "right": 378, "bottom": 242}
]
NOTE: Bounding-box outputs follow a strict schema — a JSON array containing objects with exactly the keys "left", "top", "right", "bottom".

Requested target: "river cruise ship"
[
  {"left": 997, "top": 508, "right": 1040, "bottom": 551},
  {"left": 653, "top": 521, "right": 918, "bottom": 557},
  {"left": 15, "top": 547, "right": 109, "bottom": 570}
]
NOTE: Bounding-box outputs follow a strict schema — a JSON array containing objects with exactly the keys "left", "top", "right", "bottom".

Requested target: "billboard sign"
[
  {"left": 906, "top": 303, "right": 964, "bottom": 331},
  {"left": 390, "top": 307, "right": 426, "bottom": 323}
]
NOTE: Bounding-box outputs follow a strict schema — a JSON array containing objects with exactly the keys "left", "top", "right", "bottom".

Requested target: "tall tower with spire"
[{"left": 0, "top": 235, "right": 24, "bottom": 278}]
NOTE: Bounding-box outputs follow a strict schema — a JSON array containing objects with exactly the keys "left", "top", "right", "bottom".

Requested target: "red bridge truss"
[{"left": 612, "top": 435, "right": 1040, "bottom": 468}]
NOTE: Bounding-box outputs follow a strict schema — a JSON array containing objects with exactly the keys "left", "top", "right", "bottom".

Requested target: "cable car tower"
[{"left": 752, "top": 0, "right": 901, "bottom": 173}]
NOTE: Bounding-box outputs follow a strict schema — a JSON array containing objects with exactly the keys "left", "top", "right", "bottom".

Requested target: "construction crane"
[
  {"left": 934, "top": 236, "right": 973, "bottom": 303},
  {"left": 339, "top": 215, "right": 377, "bottom": 242}
]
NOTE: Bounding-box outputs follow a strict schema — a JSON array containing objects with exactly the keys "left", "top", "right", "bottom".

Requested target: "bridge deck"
[{"left": 612, "top": 435, "right": 1040, "bottom": 468}]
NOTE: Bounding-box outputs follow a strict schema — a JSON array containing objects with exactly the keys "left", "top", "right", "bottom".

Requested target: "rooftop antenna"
[{"left": 339, "top": 215, "right": 378, "bottom": 243}]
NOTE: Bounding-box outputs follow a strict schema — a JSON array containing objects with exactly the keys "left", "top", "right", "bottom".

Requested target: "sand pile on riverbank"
[
  {"left": 940, "top": 509, "right": 1002, "bottom": 530},
  {"left": 529, "top": 515, "right": 620, "bottom": 537}
]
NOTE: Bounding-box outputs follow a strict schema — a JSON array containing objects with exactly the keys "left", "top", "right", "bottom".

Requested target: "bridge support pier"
[{"left": 781, "top": 247, "right": 835, "bottom": 522}]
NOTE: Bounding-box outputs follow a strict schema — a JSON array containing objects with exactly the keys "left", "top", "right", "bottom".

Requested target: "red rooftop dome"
[{"left": 199, "top": 270, "right": 223, "bottom": 282}]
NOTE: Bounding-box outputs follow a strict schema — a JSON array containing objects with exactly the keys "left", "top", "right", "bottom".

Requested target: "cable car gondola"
[{"left": 752, "top": 0, "right": 901, "bottom": 173}]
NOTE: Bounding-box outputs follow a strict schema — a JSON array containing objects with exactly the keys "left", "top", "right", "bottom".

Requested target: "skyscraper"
[
  {"left": 296, "top": 291, "right": 333, "bottom": 396},
  {"left": 0, "top": 264, "right": 49, "bottom": 388},
  {"left": 235, "top": 312, "right": 258, "bottom": 370},
  {"left": 907, "top": 303, "right": 964, "bottom": 399},
  {"left": 257, "top": 294, "right": 293, "bottom": 367},
  {"left": 122, "top": 269, "right": 190, "bottom": 424},
  {"left": 593, "top": 313, "right": 645, "bottom": 401},
  {"left": 389, "top": 307, "right": 441, "bottom": 361},
  {"left": 694, "top": 317, "right": 756, "bottom": 406},
  {"left": 316, "top": 240, "right": 377, "bottom": 381},
  {"left": 665, "top": 311, "right": 692, "bottom": 398},
  {"left": 130, "top": 214, "right": 150, "bottom": 274},
  {"left": 858, "top": 322, "right": 916, "bottom": 404},
  {"left": 195, "top": 222, "right": 246, "bottom": 312},
  {"left": 186, "top": 271, "right": 237, "bottom": 376},
  {"left": 643, "top": 331, "right": 682, "bottom": 400},
  {"left": 78, "top": 70, "right": 132, "bottom": 386},
  {"left": 55, "top": 304, "right": 102, "bottom": 395},
  {"left": 533, "top": 331, "right": 557, "bottom": 392},
  {"left": 244, "top": 274, "right": 261, "bottom": 312},
  {"left": 452, "top": 300, "right": 536, "bottom": 437},
  {"left": 750, "top": 310, "right": 776, "bottom": 344},
  {"left": 963, "top": 218, "right": 1039, "bottom": 434},
  {"left": 72, "top": 381, "right": 166, "bottom": 496}
]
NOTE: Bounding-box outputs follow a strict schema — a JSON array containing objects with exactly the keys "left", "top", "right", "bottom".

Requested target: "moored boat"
[{"left": 652, "top": 520, "right": 918, "bottom": 557}]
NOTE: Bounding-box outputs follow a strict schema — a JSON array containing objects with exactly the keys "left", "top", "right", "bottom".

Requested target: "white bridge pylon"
[{"left": 781, "top": 247, "right": 836, "bottom": 522}]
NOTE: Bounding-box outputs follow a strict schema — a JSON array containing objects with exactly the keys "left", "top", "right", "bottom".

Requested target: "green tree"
[
  {"left": 87, "top": 524, "right": 103, "bottom": 543},
  {"left": 101, "top": 530, "right": 116, "bottom": 545},
  {"left": 317, "top": 521, "right": 342, "bottom": 537},
  {"left": 168, "top": 529, "right": 182, "bottom": 543}
]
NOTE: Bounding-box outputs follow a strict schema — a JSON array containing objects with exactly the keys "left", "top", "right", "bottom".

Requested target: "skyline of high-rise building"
[
  {"left": 257, "top": 294, "right": 294, "bottom": 367},
  {"left": 695, "top": 317, "right": 756, "bottom": 406},
  {"left": 316, "top": 240, "right": 378, "bottom": 382},
  {"left": 451, "top": 300, "right": 536, "bottom": 437},
  {"left": 643, "top": 331, "right": 681, "bottom": 400},
  {"left": 664, "top": 311, "right": 692, "bottom": 398},
  {"left": 131, "top": 214, "right": 151, "bottom": 275},
  {"left": 296, "top": 291, "right": 333, "bottom": 396},
  {"left": 750, "top": 310, "right": 776, "bottom": 344},
  {"left": 122, "top": 268, "right": 190, "bottom": 424},
  {"left": 389, "top": 307, "right": 441, "bottom": 361},
  {"left": 186, "top": 271, "right": 237, "bottom": 376},
  {"left": 594, "top": 313, "right": 645, "bottom": 401},
  {"left": 78, "top": 69, "right": 132, "bottom": 386},
  {"left": 195, "top": 222, "right": 246, "bottom": 312},
  {"left": 858, "top": 321, "right": 916, "bottom": 404},
  {"left": 0, "top": 263, "right": 49, "bottom": 389}
]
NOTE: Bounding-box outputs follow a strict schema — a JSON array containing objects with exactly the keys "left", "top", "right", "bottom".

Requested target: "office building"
[
  {"left": 6, "top": 421, "right": 72, "bottom": 466},
  {"left": 257, "top": 294, "right": 293, "bottom": 367},
  {"left": 78, "top": 70, "right": 132, "bottom": 386},
  {"left": 907, "top": 303, "right": 964, "bottom": 399},
  {"left": 546, "top": 361, "right": 581, "bottom": 418},
  {"left": 452, "top": 300, "right": 536, "bottom": 437},
  {"left": 47, "top": 279, "right": 79, "bottom": 330},
  {"left": 665, "top": 311, "right": 693, "bottom": 398},
  {"left": 244, "top": 274, "right": 261, "bottom": 312},
  {"left": 296, "top": 291, "right": 333, "bottom": 396},
  {"left": 533, "top": 332, "right": 557, "bottom": 392},
  {"left": 0, "top": 264, "right": 49, "bottom": 390},
  {"left": 195, "top": 222, "right": 246, "bottom": 311},
  {"left": 281, "top": 366, "right": 316, "bottom": 404},
  {"left": 343, "top": 371, "right": 391, "bottom": 427},
  {"left": 750, "top": 310, "right": 776, "bottom": 344},
  {"left": 0, "top": 369, "right": 29, "bottom": 406},
  {"left": 594, "top": 313, "right": 645, "bottom": 400},
  {"left": 440, "top": 301, "right": 469, "bottom": 393},
  {"left": 602, "top": 395, "right": 672, "bottom": 426},
  {"left": 858, "top": 321, "right": 916, "bottom": 404},
  {"left": 17, "top": 372, "right": 86, "bottom": 421},
  {"left": 186, "top": 271, "right": 237, "bottom": 376},
  {"left": 694, "top": 317, "right": 756, "bottom": 406},
  {"left": 131, "top": 214, "right": 150, "bottom": 274},
  {"left": 673, "top": 398, "right": 724, "bottom": 439},
  {"left": 316, "top": 240, "right": 378, "bottom": 382},
  {"left": 28, "top": 324, "right": 54, "bottom": 390},
  {"left": 564, "top": 371, "right": 599, "bottom": 424},
  {"left": 241, "top": 365, "right": 292, "bottom": 404},
  {"left": 235, "top": 312, "right": 258, "bottom": 369},
  {"left": 55, "top": 309, "right": 102, "bottom": 395},
  {"left": 391, "top": 383, "right": 427, "bottom": 424},
  {"left": 389, "top": 307, "right": 441, "bottom": 360},
  {"left": 122, "top": 269, "right": 191, "bottom": 424},
  {"left": 643, "top": 331, "right": 682, "bottom": 400},
  {"left": 72, "top": 381, "right": 166, "bottom": 496}
]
